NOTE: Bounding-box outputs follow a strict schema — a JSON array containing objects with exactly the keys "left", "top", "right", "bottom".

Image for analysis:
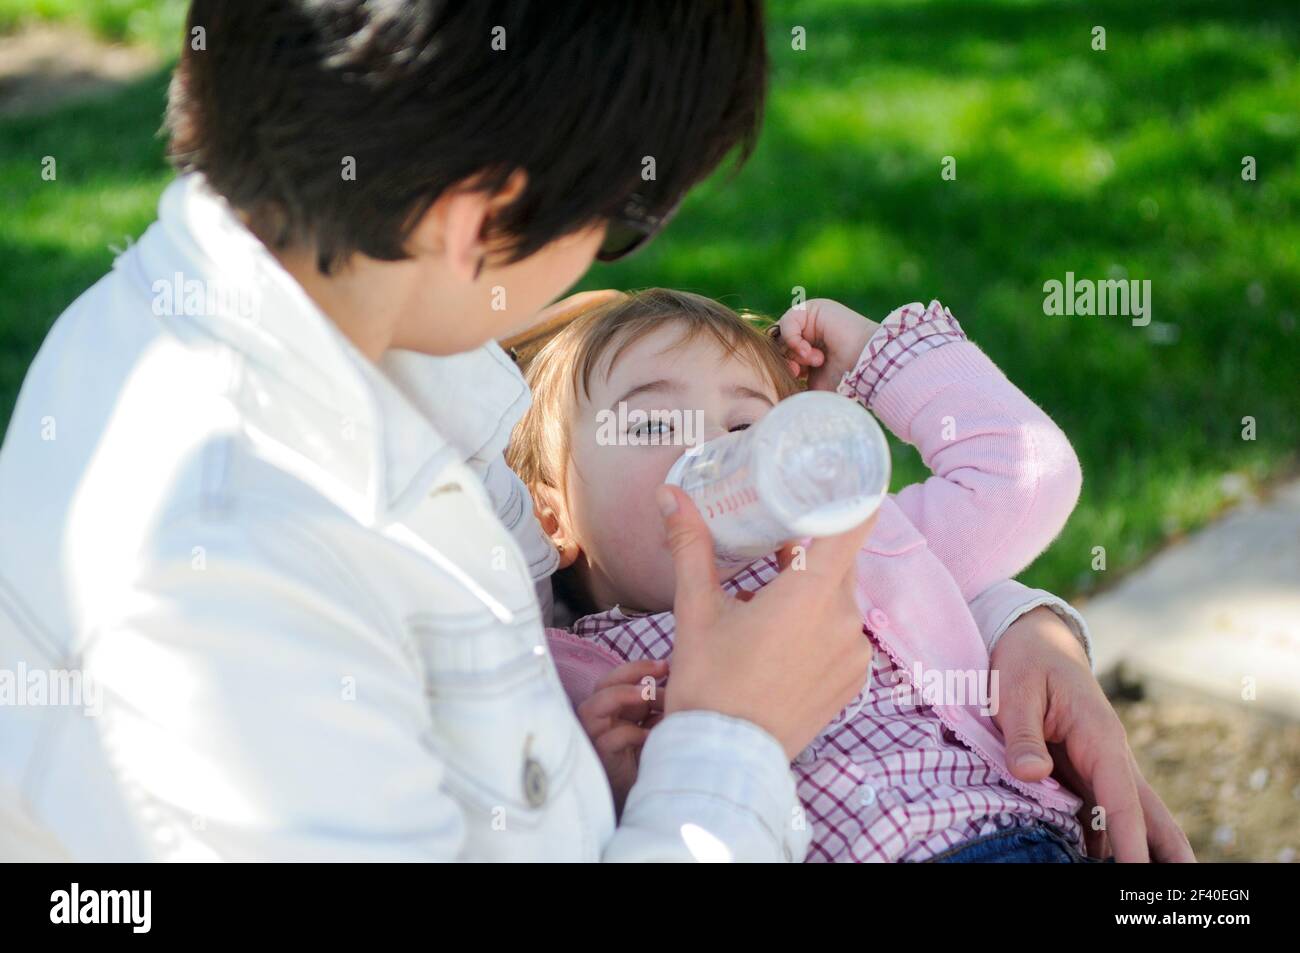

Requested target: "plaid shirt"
[{"left": 566, "top": 302, "right": 1086, "bottom": 862}]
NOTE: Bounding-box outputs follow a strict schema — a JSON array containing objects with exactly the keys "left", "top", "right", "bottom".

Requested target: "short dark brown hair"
[{"left": 166, "top": 1, "right": 768, "bottom": 273}]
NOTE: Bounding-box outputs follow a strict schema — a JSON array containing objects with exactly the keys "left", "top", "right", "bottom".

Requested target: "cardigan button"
[
  {"left": 867, "top": 608, "right": 890, "bottom": 630},
  {"left": 1041, "top": 777, "right": 1060, "bottom": 790}
]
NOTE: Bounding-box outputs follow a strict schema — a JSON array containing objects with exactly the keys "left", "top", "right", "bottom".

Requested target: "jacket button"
[
  {"left": 868, "top": 608, "right": 890, "bottom": 630},
  {"left": 522, "top": 733, "right": 547, "bottom": 808},
  {"left": 523, "top": 757, "right": 548, "bottom": 808}
]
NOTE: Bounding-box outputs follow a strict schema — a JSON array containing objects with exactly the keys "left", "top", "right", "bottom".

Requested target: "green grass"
[
  {"left": 1, "top": 0, "right": 1297, "bottom": 598},
  {"left": 0, "top": 0, "right": 184, "bottom": 48},
  {"left": 588, "top": 0, "right": 1300, "bottom": 596}
]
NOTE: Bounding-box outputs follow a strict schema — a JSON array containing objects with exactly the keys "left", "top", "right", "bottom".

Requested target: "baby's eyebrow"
[
  {"left": 727, "top": 384, "right": 775, "bottom": 406},
  {"left": 609, "top": 378, "right": 680, "bottom": 411},
  {"left": 608, "top": 379, "right": 775, "bottom": 412}
]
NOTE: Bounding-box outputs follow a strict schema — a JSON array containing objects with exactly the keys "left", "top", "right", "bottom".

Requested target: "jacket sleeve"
[
  {"left": 604, "top": 711, "right": 810, "bottom": 862},
  {"left": 544, "top": 628, "right": 809, "bottom": 862},
  {"left": 845, "top": 302, "right": 1082, "bottom": 600},
  {"left": 479, "top": 453, "right": 561, "bottom": 626},
  {"left": 88, "top": 503, "right": 805, "bottom": 862}
]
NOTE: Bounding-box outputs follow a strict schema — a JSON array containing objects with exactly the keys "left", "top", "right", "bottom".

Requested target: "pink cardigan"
[
  {"left": 550, "top": 317, "right": 1084, "bottom": 816},
  {"left": 836, "top": 338, "right": 1083, "bottom": 813}
]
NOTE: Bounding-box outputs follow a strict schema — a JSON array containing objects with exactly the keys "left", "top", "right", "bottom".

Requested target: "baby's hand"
[
  {"left": 775, "top": 299, "right": 881, "bottom": 392},
  {"left": 575, "top": 658, "right": 668, "bottom": 816}
]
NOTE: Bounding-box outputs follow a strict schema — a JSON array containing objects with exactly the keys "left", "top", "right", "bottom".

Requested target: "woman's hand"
[
  {"left": 991, "top": 607, "right": 1196, "bottom": 862},
  {"left": 774, "top": 298, "right": 881, "bottom": 392},
  {"left": 657, "top": 485, "right": 877, "bottom": 760},
  {"left": 575, "top": 658, "right": 667, "bottom": 816}
]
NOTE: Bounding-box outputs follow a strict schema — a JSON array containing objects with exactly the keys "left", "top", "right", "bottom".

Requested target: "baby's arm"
[
  {"left": 779, "top": 299, "right": 1081, "bottom": 600},
  {"left": 546, "top": 628, "right": 627, "bottom": 708},
  {"left": 547, "top": 629, "right": 666, "bottom": 816}
]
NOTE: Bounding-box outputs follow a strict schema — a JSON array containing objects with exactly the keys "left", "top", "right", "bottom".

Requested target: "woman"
[{"left": 0, "top": 1, "right": 1190, "bottom": 861}]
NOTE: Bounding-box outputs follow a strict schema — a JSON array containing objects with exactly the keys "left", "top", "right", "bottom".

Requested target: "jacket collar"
[{"left": 115, "top": 174, "right": 531, "bottom": 526}]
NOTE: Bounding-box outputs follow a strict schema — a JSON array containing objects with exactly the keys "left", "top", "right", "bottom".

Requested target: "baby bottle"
[{"left": 665, "top": 390, "right": 890, "bottom": 563}]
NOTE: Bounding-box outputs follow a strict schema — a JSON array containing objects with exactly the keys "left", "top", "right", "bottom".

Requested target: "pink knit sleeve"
[
  {"left": 843, "top": 301, "right": 1082, "bottom": 599},
  {"left": 545, "top": 628, "right": 626, "bottom": 709}
]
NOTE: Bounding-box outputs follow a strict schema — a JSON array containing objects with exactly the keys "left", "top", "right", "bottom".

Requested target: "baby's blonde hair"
[{"left": 507, "top": 288, "right": 803, "bottom": 493}]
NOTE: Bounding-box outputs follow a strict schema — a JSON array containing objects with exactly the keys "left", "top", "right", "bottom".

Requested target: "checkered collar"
[{"left": 568, "top": 554, "right": 780, "bottom": 638}]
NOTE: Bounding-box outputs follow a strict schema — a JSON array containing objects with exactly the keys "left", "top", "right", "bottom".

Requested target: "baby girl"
[{"left": 506, "top": 288, "right": 1102, "bottom": 862}]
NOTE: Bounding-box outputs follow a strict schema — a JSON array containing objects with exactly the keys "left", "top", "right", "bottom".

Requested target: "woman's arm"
[
  {"left": 99, "top": 502, "right": 812, "bottom": 863},
  {"left": 969, "top": 578, "right": 1093, "bottom": 670}
]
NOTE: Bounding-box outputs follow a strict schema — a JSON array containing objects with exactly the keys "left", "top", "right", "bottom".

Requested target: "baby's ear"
[
  {"left": 531, "top": 483, "right": 581, "bottom": 569},
  {"left": 530, "top": 482, "right": 562, "bottom": 535}
]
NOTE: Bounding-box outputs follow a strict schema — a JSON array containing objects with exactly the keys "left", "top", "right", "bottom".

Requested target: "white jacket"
[{"left": 0, "top": 175, "right": 1089, "bottom": 861}]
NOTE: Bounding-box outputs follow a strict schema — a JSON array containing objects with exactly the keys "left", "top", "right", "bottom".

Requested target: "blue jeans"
[{"left": 919, "top": 821, "right": 1116, "bottom": 863}]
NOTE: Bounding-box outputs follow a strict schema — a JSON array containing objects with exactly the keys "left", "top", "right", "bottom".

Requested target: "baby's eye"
[
  {"left": 729, "top": 422, "right": 753, "bottom": 433},
  {"left": 630, "top": 418, "right": 674, "bottom": 437}
]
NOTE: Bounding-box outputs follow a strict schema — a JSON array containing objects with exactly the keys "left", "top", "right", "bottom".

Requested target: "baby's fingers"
[
  {"left": 577, "top": 683, "right": 661, "bottom": 737},
  {"left": 775, "top": 309, "right": 825, "bottom": 368},
  {"left": 594, "top": 658, "right": 667, "bottom": 692},
  {"left": 792, "top": 343, "right": 825, "bottom": 368},
  {"left": 594, "top": 722, "right": 649, "bottom": 760}
]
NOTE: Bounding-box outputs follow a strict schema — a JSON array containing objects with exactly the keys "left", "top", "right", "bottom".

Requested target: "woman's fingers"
[
  {"left": 1049, "top": 747, "right": 1110, "bottom": 858},
  {"left": 999, "top": 674, "right": 1054, "bottom": 782},
  {"left": 1081, "top": 726, "right": 1149, "bottom": 862},
  {"left": 664, "top": 493, "right": 874, "bottom": 758},
  {"left": 657, "top": 485, "right": 722, "bottom": 628},
  {"left": 768, "top": 510, "right": 876, "bottom": 599},
  {"left": 1133, "top": 754, "right": 1196, "bottom": 862},
  {"left": 1082, "top": 819, "right": 1111, "bottom": 860}
]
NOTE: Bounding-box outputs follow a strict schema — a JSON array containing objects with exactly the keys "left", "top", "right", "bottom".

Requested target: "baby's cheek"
[
  {"left": 588, "top": 448, "right": 685, "bottom": 607},
  {"left": 604, "top": 487, "right": 678, "bottom": 608}
]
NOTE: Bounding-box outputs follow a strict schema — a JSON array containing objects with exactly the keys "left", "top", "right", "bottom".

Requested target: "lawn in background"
[
  {"left": 1, "top": 0, "right": 1297, "bottom": 598},
  {"left": 0, "top": 0, "right": 182, "bottom": 47},
  {"left": 591, "top": 0, "right": 1300, "bottom": 596}
]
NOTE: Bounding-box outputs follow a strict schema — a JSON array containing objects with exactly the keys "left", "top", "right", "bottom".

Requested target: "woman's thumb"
[
  {"left": 656, "top": 485, "right": 720, "bottom": 619},
  {"left": 999, "top": 689, "right": 1055, "bottom": 782}
]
